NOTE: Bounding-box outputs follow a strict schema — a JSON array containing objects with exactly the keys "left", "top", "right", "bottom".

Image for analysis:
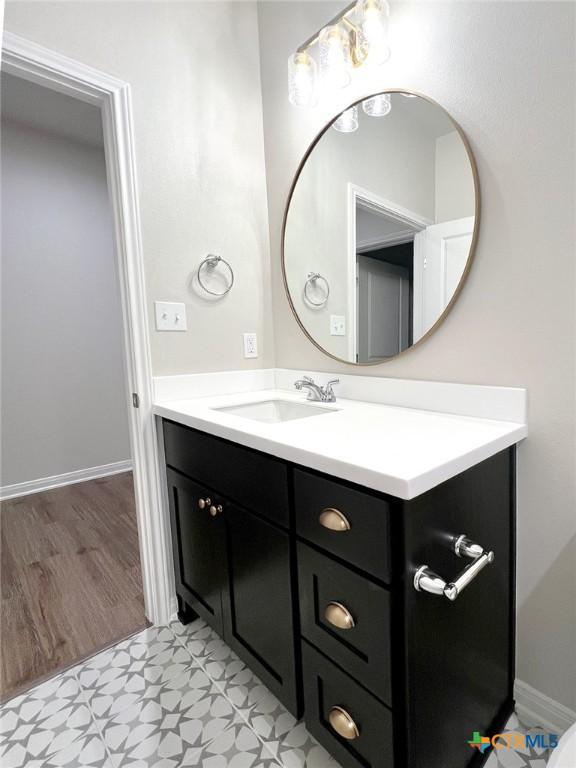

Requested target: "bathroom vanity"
[
  {"left": 156, "top": 380, "right": 526, "bottom": 768},
  {"left": 152, "top": 76, "right": 527, "bottom": 768}
]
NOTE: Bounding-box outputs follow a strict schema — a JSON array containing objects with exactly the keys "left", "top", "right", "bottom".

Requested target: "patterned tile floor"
[{"left": 0, "top": 619, "right": 554, "bottom": 767}]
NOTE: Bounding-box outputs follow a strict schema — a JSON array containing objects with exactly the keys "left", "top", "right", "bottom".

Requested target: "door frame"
[
  {"left": 347, "top": 183, "right": 431, "bottom": 362},
  {"left": 1, "top": 32, "right": 173, "bottom": 625}
]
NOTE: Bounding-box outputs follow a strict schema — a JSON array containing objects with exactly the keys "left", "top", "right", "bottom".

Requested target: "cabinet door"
[
  {"left": 166, "top": 469, "right": 225, "bottom": 634},
  {"left": 222, "top": 504, "right": 299, "bottom": 715}
]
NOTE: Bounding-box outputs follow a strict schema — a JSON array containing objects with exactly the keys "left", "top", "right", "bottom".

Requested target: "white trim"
[
  {"left": 347, "top": 183, "right": 432, "bottom": 361},
  {"left": 352, "top": 185, "right": 433, "bottom": 229},
  {"left": 0, "top": 461, "right": 133, "bottom": 501},
  {"left": 515, "top": 679, "right": 576, "bottom": 734},
  {"left": 356, "top": 231, "right": 416, "bottom": 252},
  {"left": 1, "top": 33, "right": 173, "bottom": 626},
  {"left": 347, "top": 184, "right": 358, "bottom": 362},
  {"left": 412, "top": 230, "right": 425, "bottom": 340}
]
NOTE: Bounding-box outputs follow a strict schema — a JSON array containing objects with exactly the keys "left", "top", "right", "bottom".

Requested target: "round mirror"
[{"left": 282, "top": 90, "right": 479, "bottom": 364}]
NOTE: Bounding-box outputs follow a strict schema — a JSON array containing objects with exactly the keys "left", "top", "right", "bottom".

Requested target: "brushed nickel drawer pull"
[
  {"left": 414, "top": 533, "right": 494, "bottom": 601},
  {"left": 198, "top": 497, "right": 211, "bottom": 510},
  {"left": 328, "top": 706, "right": 359, "bottom": 740},
  {"left": 319, "top": 508, "right": 351, "bottom": 532},
  {"left": 209, "top": 504, "right": 223, "bottom": 517},
  {"left": 324, "top": 601, "right": 355, "bottom": 630}
]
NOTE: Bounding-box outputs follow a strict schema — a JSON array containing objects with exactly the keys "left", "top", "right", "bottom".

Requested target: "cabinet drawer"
[
  {"left": 298, "top": 543, "right": 391, "bottom": 706},
  {"left": 163, "top": 420, "right": 289, "bottom": 526},
  {"left": 294, "top": 469, "right": 391, "bottom": 582},
  {"left": 302, "top": 641, "right": 394, "bottom": 768}
]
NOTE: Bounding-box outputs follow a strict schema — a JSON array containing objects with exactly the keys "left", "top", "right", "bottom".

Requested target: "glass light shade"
[
  {"left": 355, "top": 0, "right": 390, "bottom": 66},
  {"left": 319, "top": 24, "right": 352, "bottom": 89},
  {"left": 332, "top": 105, "right": 359, "bottom": 133},
  {"left": 362, "top": 93, "right": 391, "bottom": 116},
  {"left": 288, "top": 51, "right": 317, "bottom": 107}
]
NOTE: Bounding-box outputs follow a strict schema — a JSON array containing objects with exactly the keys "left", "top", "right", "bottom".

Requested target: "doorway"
[
  {"left": 1, "top": 33, "right": 175, "bottom": 651},
  {"left": 348, "top": 183, "right": 474, "bottom": 362},
  {"left": 356, "top": 243, "right": 413, "bottom": 363},
  {"left": 352, "top": 188, "right": 426, "bottom": 362},
  {"left": 0, "top": 72, "right": 149, "bottom": 700}
]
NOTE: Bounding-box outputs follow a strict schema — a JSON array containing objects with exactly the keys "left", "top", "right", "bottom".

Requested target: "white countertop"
[{"left": 153, "top": 386, "right": 527, "bottom": 500}]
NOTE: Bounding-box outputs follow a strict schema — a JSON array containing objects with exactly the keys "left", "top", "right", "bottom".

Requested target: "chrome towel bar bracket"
[{"left": 414, "top": 534, "right": 495, "bottom": 602}]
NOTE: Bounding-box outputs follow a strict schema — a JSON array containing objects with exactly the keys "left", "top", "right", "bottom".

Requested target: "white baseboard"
[
  {"left": 515, "top": 679, "right": 576, "bottom": 734},
  {"left": 0, "top": 460, "right": 133, "bottom": 501}
]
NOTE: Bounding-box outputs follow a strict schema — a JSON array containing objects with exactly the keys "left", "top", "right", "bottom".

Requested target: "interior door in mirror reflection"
[
  {"left": 282, "top": 91, "right": 478, "bottom": 364},
  {"left": 356, "top": 255, "right": 410, "bottom": 362},
  {"left": 413, "top": 216, "right": 474, "bottom": 341}
]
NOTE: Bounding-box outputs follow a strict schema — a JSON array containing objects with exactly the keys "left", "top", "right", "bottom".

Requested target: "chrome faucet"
[{"left": 294, "top": 376, "right": 339, "bottom": 403}]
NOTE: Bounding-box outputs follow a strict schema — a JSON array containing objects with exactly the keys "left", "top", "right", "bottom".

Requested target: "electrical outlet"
[
  {"left": 154, "top": 301, "right": 187, "bottom": 331},
  {"left": 243, "top": 332, "right": 258, "bottom": 358},
  {"left": 330, "top": 315, "right": 346, "bottom": 336}
]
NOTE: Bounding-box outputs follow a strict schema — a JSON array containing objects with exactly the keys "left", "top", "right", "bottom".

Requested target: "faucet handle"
[
  {"left": 323, "top": 379, "right": 339, "bottom": 402},
  {"left": 302, "top": 375, "right": 314, "bottom": 383}
]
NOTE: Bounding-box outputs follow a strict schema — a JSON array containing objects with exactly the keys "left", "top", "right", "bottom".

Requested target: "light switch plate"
[
  {"left": 154, "top": 301, "right": 187, "bottom": 331},
  {"left": 243, "top": 333, "right": 258, "bottom": 358},
  {"left": 330, "top": 315, "right": 346, "bottom": 336}
]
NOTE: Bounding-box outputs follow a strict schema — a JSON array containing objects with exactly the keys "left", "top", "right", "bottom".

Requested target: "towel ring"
[
  {"left": 197, "top": 254, "right": 234, "bottom": 297},
  {"left": 304, "top": 272, "right": 329, "bottom": 307}
]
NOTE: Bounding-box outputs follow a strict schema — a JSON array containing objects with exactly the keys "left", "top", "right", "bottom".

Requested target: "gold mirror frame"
[{"left": 281, "top": 89, "right": 481, "bottom": 366}]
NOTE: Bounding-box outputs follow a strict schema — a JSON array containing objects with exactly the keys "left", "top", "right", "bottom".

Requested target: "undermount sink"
[{"left": 213, "top": 399, "right": 338, "bottom": 424}]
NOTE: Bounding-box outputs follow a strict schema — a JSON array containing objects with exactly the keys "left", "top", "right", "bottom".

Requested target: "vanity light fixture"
[
  {"left": 319, "top": 24, "right": 352, "bottom": 89},
  {"left": 356, "top": 0, "right": 390, "bottom": 66},
  {"left": 288, "top": 0, "right": 390, "bottom": 107},
  {"left": 288, "top": 51, "right": 317, "bottom": 107},
  {"left": 362, "top": 92, "right": 391, "bottom": 116},
  {"left": 332, "top": 105, "right": 359, "bottom": 133}
]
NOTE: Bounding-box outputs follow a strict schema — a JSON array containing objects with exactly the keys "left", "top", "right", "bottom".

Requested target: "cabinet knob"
[
  {"left": 319, "top": 507, "right": 351, "bottom": 532},
  {"left": 210, "top": 504, "right": 223, "bottom": 517},
  {"left": 324, "top": 601, "right": 355, "bottom": 630},
  {"left": 198, "top": 497, "right": 211, "bottom": 510},
  {"left": 328, "top": 706, "right": 359, "bottom": 740}
]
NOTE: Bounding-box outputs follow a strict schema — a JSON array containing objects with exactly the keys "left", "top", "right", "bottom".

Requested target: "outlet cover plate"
[{"left": 243, "top": 333, "right": 258, "bottom": 358}]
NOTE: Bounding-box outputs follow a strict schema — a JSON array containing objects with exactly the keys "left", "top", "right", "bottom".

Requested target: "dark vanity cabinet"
[
  {"left": 163, "top": 420, "right": 298, "bottom": 711},
  {"left": 162, "top": 418, "right": 516, "bottom": 768},
  {"left": 167, "top": 469, "right": 226, "bottom": 633}
]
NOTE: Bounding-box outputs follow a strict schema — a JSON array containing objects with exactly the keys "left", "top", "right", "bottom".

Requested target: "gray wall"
[
  {"left": 257, "top": 1, "right": 576, "bottom": 710},
  {"left": 435, "top": 131, "right": 475, "bottom": 223},
  {"left": 1, "top": 117, "right": 130, "bottom": 485},
  {"left": 3, "top": 1, "right": 274, "bottom": 376}
]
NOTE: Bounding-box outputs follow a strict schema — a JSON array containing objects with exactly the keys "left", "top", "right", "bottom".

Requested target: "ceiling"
[
  {"left": 1, "top": 72, "right": 104, "bottom": 148},
  {"left": 356, "top": 205, "right": 421, "bottom": 251}
]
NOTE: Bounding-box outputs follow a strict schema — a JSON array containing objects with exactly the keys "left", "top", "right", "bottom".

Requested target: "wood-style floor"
[{"left": 0, "top": 471, "right": 148, "bottom": 700}]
